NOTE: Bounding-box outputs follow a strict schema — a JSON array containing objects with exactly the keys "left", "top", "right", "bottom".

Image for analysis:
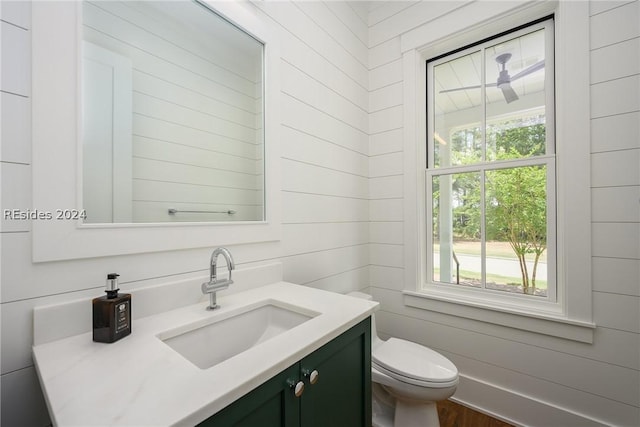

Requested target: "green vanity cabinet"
[
  {"left": 199, "top": 363, "right": 301, "bottom": 427},
  {"left": 199, "top": 317, "right": 372, "bottom": 427}
]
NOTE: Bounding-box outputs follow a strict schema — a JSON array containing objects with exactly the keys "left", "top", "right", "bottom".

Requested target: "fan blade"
[
  {"left": 440, "top": 83, "right": 496, "bottom": 94},
  {"left": 501, "top": 84, "right": 519, "bottom": 103},
  {"left": 440, "top": 60, "right": 544, "bottom": 95},
  {"left": 510, "top": 59, "right": 545, "bottom": 81},
  {"left": 439, "top": 84, "right": 480, "bottom": 93}
]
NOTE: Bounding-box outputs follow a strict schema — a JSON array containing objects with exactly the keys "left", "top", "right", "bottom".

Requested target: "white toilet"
[{"left": 348, "top": 292, "right": 458, "bottom": 427}]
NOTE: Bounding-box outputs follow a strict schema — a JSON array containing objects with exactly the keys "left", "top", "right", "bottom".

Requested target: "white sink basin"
[{"left": 158, "top": 300, "right": 319, "bottom": 369}]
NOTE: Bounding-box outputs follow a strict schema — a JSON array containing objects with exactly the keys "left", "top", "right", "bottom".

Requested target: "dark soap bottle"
[{"left": 93, "top": 273, "right": 131, "bottom": 343}]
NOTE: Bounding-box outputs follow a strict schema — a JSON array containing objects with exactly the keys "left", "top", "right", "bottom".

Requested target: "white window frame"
[
  {"left": 400, "top": 1, "right": 595, "bottom": 343},
  {"left": 425, "top": 18, "right": 557, "bottom": 309}
]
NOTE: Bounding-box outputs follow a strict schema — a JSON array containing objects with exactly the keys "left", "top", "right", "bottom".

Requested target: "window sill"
[{"left": 403, "top": 289, "right": 595, "bottom": 343}]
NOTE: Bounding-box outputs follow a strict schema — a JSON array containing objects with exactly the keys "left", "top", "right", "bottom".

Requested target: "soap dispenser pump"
[{"left": 92, "top": 273, "right": 131, "bottom": 343}]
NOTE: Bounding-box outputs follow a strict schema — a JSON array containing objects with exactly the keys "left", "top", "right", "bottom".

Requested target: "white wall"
[
  {"left": 2, "top": 1, "right": 637, "bottom": 426},
  {"left": 367, "top": 1, "right": 639, "bottom": 426},
  {"left": 0, "top": 1, "right": 369, "bottom": 425}
]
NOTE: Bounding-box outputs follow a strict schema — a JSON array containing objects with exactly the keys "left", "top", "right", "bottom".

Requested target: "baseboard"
[{"left": 452, "top": 374, "right": 608, "bottom": 427}]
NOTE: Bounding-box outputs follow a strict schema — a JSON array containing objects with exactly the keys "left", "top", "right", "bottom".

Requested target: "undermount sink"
[{"left": 158, "top": 300, "right": 319, "bottom": 369}]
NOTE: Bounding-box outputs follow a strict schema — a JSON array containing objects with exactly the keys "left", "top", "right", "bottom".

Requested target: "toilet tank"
[{"left": 347, "top": 291, "right": 380, "bottom": 346}]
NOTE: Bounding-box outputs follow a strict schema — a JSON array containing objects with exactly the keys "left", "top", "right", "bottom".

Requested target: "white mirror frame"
[{"left": 31, "top": 1, "right": 281, "bottom": 262}]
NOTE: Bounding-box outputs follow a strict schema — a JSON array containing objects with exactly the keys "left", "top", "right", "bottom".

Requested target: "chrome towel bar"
[{"left": 168, "top": 208, "right": 236, "bottom": 215}]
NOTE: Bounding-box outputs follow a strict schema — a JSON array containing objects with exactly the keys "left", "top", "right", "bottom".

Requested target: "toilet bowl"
[{"left": 348, "top": 292, "right": 458, "bottom": 427}]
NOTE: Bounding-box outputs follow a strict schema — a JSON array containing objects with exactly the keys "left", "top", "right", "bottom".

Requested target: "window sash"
[
  {"left": 425, "top": 156, "right": 557, "bottom": 302},
  {"left": 424, "top": 18, "right": 556, "bottom": 303},
  {"left": 426, "top": 18, "right": 555, "bottom": 169}
]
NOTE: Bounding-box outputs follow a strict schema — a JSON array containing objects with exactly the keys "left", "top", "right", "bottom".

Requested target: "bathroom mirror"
[
  {"left": 31, "top": 0, "right": 281, "bottom": 262},
  {"left": 81, "top": 0, "right": 265, "bottom": 223}
]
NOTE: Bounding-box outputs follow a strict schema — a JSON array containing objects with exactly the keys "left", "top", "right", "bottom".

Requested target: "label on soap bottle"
[{"left": 115, "top": 301, "right": 130, "bottom": 333}]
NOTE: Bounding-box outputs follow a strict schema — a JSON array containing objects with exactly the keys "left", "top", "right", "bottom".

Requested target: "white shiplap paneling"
[
  {"left": 0, "top": 163, "right": 30, "bottom": 233},
  {"left": 282, "top": 222, "right": 369, "bottom": 256},
  {"left": 281, "top": 94, "right": 368, "bottom": 154},
  {"left": 280, "top": 60, "right": 368, "bottom": 133},
  {"left": 0, "top": 92, "right": 30, "bottom": 164},
  {"left": 280, "top": 26, "right": 368, "bottom": 111},
  {"left": 369, "top": 58, "right": 402, "bottom": 91},
  {"left": 370, "top": 81, "right": 402, "bottom": 113},
  {"left": 280, "top": 125, "right": 368, "bottom": 177},
  {"left": 590, "top": 74, "right": 640, "bottom": 119},
  {"left": 367, "top": 1, "right": 640, "bottom": 425},
  {"left": 0, "top": 1, "right": 31, "bottom": 29},
  {"left": 589, "top": 0, "right": 639, "bottom": 50},
  {"left": 282, "top": 158, "right": 368, "bottom": 200},
  {"left": 0, "top": 1, "right": 370, "bottom": 424},
  {"left": 255, "top": 1, "right": 367, "bottom": 89},
  {"left": 370, "top": 221, "right": 403, "bottom": 245},
  {"left": 369, "top": 151, "right": 403, "bottom": 178},
  {"left": 369, "top": 175, "right": 403, "bottom": 200},
  {"left": 591, "top": 148, "right": 640, "bottom": 187},
  {"left": 370, "top": 128, "right": 403, "bottom": 156},
  {"left": 282, "top": 244, "right": 368, "bottom": 287},
  {"left": 592, "top": 257, "right": 640, "bottom": 296},
  {"left": 368, "top": 1, "right": 466, "bottom": 48},
  {"left": 590, "top": 0, "right": 637, "bottom": 16},
  {"left": 295, "top": 1, "right": 368, "bottom": 67},
  {"left": 369, "top": 105, "right": 402, "bottom": 135},
  {"left": 591, "top": 111, "right": 640, "bottom": 153},
  {"left": 1, "top": 21, "right": 30, "bottom": 96},
  {"left": 592, "top": 186, "right": 640, "bottom": 222},
  {"left": 590, "top": 37, "right": 640, "bottom": 84},
  {"left": 369, "top": 36, "right": 402, "bottom": 70},
  {"left": 367, "top": 1, "right": 418, "bottom": 28},
  {"left": 282, "top": 191, "right": 368, "bottom": 224},
  {"left": 324, "top": 1, "right": 368, "bottom": 47},
  {"left": 4, "top": 1, "right": 639, "bottom": 426}
]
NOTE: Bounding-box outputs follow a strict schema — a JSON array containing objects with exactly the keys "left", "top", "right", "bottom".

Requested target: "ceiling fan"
[{"left": 439, "top": 53, "right": 545, "bottom": 104}]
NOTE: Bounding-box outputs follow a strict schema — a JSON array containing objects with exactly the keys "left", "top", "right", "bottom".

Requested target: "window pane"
[
  {"left": 485, "top": 165, "right": 548, "bottom": 296},
  {"left": 487, "top": 114, "right": 546, "bottom": 161},
  {"left": 485, "top": 29, "right": 547, "bottom": 161},
  {"left": 433, "top": 51, "right": 482, "bottom": 167},
  {"left": 432, "top": 172, "right": 482, "bottom": 287}
]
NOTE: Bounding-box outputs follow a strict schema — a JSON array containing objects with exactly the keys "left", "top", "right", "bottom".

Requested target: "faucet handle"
[{"left": 201, "top": 282, "right": 211, "bottom": 294}]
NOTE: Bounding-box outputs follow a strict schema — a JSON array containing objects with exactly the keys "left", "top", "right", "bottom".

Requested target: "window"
[
  {"left": 425, "top": 19, "right": 556, "bottom": 303},
  {"left": 401, "top": 2, "right": 593, "bottom": 342}
]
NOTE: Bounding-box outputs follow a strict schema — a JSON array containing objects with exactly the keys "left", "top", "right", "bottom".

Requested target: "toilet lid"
[{"left": 372, "top": 338, "right": 458, "bottom": 384}]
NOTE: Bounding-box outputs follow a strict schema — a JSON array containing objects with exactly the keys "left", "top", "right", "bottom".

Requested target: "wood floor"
[{"left": 437, "top": 400, "right": 514, "bottom": 427}]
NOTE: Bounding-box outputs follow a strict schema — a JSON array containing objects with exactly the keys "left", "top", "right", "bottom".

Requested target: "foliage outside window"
[{"left": 426, "top": 19, "right": 556, "bottom": 300}]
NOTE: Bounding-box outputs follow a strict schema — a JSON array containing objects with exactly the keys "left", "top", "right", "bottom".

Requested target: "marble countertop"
[{"left": 32, "top": 282, "right": 378, "bottom": 426}]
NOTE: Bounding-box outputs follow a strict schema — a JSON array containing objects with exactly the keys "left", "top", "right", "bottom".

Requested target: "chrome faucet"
[{"left": 201, "top": 247, "right": 235, "bottom": 310}]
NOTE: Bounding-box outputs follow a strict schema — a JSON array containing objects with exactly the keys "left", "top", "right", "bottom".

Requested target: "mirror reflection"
[{"left": 81, "top": 0, "right": 264, "bottom": 223}]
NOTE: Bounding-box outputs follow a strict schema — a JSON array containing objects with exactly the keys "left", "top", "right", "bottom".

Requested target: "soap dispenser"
[{"left": 92, "top": 273, "right": 131, "bottom": 343}]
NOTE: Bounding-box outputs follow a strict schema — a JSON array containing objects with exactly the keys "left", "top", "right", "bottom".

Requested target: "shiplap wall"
[
  {"left": 0, "top": 1, "right": 369, "bottom": 425},
  {"left": 367, "top": 1, "right": 640, "bottom": 426},
  {"left": 2, "top": 1, "right": 637, "bottom": 426},
  {"left": 84, "top": 1, "right": 263, "bottom": 223}
]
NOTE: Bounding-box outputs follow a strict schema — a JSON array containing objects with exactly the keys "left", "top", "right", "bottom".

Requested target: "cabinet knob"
[
  {"left": 289, "top": 380, "right": 305, "bottom": 397},
  {"left": 303, "top": 369, "right": 319, "bottom": 385}
]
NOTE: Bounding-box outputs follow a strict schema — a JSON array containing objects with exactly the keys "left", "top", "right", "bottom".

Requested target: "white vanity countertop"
[{"left": 32, "top": 282, "right": 378, "bottom": 426}]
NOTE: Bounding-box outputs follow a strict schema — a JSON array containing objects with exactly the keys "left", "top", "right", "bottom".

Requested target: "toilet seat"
[{"left": 372, "top": 338, "right": 458, "bottom": 388}]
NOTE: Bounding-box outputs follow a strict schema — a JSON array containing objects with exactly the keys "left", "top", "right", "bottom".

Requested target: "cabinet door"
[
  {"left": 198, "top": 363, "right": 301, "bottom": 427},
  {"left": 300, "top": 318, "right": 371, "bottom": 427}
]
